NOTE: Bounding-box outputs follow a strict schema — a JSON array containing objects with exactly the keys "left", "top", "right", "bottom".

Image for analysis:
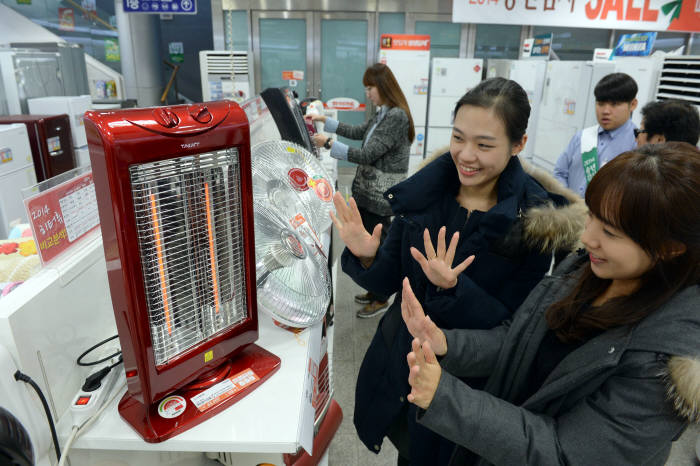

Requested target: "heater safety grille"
[{"left": 129, "top": 149, "right": 248, "bottom": 367}]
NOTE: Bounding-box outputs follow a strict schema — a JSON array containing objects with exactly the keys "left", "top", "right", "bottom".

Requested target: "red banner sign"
[
  {"left": 380, "top": 34, "right": 431, "bottom": 51},
  {"left": 453, "top": 0, "right": 700, "bottom": 32}
]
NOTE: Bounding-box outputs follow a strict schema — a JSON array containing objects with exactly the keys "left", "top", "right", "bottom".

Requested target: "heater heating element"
[{"left": 130, "top": 150, "right": 248, "bottom": 367}]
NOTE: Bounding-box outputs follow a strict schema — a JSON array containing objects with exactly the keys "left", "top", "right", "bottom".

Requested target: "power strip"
[{"left": 69, "top": 361, "right": 121, "bottom": 428}]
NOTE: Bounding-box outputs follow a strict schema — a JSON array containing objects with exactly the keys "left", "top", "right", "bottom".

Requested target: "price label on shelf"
[{"left": 24, "top": 172, "right": 100, "bottom": 265}]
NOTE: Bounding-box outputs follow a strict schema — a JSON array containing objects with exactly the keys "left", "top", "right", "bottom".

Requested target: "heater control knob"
[
  {"left": 153, "top": 108, "right": 180, "bottom": 128},
  {"left": 189, "top": 105, "right": 213, "bottom": 123}
]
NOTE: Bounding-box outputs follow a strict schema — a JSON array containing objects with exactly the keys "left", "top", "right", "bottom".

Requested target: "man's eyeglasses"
[{"left": 633, "top": 128, "right": 648, "bottom": 138}]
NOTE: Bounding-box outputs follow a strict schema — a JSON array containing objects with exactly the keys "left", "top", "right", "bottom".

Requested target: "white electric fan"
[
  {"left": 252, "top": 140, "right": 334, "bottom": 233},
  {"left": 251, "top": 141, "right": 334, "bottom": 328}
]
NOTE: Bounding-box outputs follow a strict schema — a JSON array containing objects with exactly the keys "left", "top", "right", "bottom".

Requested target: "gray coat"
[
  {"left": 419, "top": 254, "right": 700, "bottom": 465},
  {"left": 335, "top": 106, "right": 410, "bottom": 216}
]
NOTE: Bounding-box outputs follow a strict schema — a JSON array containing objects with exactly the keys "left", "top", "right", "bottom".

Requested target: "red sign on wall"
[
  {"left": 58, "top": 8, "right": 75, "bottom": 31},
  {"left": 380, "top": 34, "right": 431, "bottom": 51},
  {"left": 25, "top": 172, "right": 100, "bottom": 265}
]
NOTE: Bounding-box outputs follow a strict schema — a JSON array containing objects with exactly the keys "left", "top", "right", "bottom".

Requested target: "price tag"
[{"left": 24, "top": 172, "right": 100, "bottom": 265}]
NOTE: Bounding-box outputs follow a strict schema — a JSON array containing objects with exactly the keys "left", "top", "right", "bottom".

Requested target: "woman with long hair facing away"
[
  {"left": 331, "top": 77, "right": 586, "bottom": 464},
  {"left": 310, "top": 63, "right": 415, "bottom": 317},
  {"left": 402, "top": 142, "right": 700, "bottom": 465}
]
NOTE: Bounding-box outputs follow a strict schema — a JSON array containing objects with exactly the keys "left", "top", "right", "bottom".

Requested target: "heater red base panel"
[{"left": 118, "top": 344, "right": 281, "bottom": 443}]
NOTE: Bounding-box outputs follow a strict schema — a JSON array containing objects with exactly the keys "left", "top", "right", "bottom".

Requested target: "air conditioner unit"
[
  {"left": 655, "top": 55, "right": 700, "bottom": 113},
  {"left": 200, "top": 50, "right": 252, "bottom": 103}
]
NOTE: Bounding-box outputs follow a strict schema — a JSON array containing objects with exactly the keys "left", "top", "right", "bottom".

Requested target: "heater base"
[{"left": 118, "top": 344, "right": 281, "bottom": 443}]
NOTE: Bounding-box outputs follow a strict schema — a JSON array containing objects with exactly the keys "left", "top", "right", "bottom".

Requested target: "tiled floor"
[{"left": 326, "top": 166, "right": 699, "bottom": 466}]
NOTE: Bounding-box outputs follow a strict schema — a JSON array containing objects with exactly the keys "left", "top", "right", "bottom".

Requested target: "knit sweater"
[{"left": 333, "top": 106, "right": 411, "bottom": 216}]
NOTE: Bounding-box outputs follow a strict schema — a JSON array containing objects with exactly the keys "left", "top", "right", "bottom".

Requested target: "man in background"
[
  {"left": 635, "top": 100, "right": 700, "bottom": 146},
  {"left": 554, "top": 73, "right": 638, "bottom": 196}
]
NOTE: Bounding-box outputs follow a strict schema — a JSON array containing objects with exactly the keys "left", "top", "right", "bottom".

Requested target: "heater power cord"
[
  {"left": 77, "top": 334, "right": 121, "bottom": 367},
  {"left": 13, "top": 370, "right": 61, "bottom": 464},
  {"left": 81, "top": 355, "right": 123, "bottom": 392},
  {"left": 77, "top": 334, "right": 123, "bottom": 392}
]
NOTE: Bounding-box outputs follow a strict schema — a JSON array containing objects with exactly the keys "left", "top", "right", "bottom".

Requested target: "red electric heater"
[{"left": 84, "top": 101, "right": 280, "bottom": 442}]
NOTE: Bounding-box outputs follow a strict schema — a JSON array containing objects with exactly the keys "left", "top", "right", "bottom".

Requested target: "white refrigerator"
[
  {"left": 532, "top": 61, "right": 595, "bottom": 170},
  {"left": 583, "top": 56, "right": 663, "bottom": 128},
  {"left": 426, "top": 58, "right": 483, "bottom": 156},
  {"left": 378, "top": 36, "right": 430, "bottom": 172},
  {"left": 28, "top": 95, "right": 92, "bottom": 149},
  {"left": 0, "top": 124, "right": 37, "bottom": 239},
  {"left": 0, "top": 49, "right": 64, "bottom": 115},
  {"left": 580, "top": 62, "right": 616, "bottom": 128},
  {"left": 486, "top": 59, "right": 548, "bottom": 162}
]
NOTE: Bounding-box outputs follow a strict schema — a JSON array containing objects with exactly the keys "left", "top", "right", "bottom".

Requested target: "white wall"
[{"left": 0, "top": 4, "right": 64, "bottom": 45}]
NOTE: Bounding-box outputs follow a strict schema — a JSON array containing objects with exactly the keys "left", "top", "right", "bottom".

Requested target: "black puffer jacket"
[{"left": 342, "top": 152, "right": 586, "bottom": 463}]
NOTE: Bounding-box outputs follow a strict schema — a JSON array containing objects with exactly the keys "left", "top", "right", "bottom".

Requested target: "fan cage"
[{"left": 129, "top": 149, "right": 249, "bottom": 367}]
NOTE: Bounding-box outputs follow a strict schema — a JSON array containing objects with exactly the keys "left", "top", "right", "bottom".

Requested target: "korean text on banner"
[
  {"left": 380, "top": 34, "right": 431, "bottom": 51},
  {"left": 453, "top": 0, "right": 700, "bottom": 33}
]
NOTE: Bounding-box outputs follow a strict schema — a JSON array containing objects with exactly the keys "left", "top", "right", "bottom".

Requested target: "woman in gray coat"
[
  {"left": 310, "top": 63, "right": 414, "bottom": 317},
  {"left": 401, "top": 143, "right": 700, "bottom": 465}
]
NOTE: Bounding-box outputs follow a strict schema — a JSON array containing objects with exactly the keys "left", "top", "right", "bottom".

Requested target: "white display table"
[
  {"left": 59, "top": 313, "right": 325, "bottom": 465},
  {"left": 53, "top": 230, "right": 337, "bottom": 466}
]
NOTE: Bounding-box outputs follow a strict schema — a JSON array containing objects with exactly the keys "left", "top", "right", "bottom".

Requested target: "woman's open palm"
[
  {"left": 401, "top": 278, "right": 447, "bottom": 356},
  {"left": 330, "top": 191, "right": 382, "bottom": 260},
  {"left": 411, "top": 226, "right": 475, "bottom": 290}
]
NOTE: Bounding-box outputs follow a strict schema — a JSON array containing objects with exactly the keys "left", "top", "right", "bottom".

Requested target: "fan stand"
[{"left": 118, "top": 344, "right": 280, "bottom": 443}]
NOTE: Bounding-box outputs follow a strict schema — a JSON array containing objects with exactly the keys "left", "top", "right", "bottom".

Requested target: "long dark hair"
[
  {"left": 363, "top": 63, "right": 415, "bottom": 142},
  {"left": 453, "top": 77, "right": 530, "bottom": 145},
  {"left": 546, "top": 143, "right": 700, "bottom": 343}
]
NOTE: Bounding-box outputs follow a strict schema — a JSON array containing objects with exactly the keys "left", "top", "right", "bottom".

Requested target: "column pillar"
[{"left": 115, "top": 0, "right": 162, "bottom": 107}]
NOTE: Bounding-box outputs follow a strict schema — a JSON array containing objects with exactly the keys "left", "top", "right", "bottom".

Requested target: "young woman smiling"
[
  {"left": 402, "top": 143, "right": 700, "bottom": 465},
  {"left": 332, "top": 78, "right": 586, "bottom": 465}
]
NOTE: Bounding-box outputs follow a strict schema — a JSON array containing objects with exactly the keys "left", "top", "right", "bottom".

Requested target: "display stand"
[
  {"left": 47, "top": 229, "right": 339, "bottom": 466},
  {"left": 2, "top": 149, "right": 341, "bottom": 465},
  {"left": 59, "top": 312, "right": 330, "bottom": 465}
]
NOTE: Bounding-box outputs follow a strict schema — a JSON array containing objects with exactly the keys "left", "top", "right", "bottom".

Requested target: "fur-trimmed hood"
[
  {"left": 665, "top": 356, "right": 700, "bottom": 423},
  {"left": 626, "top": 281, "right": 700, "bottom": 424},
  {"left": 415, "top": 147, "right": 588, "bottom": 254}
]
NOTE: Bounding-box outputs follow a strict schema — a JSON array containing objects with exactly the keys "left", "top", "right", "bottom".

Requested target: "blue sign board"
[
  {"left": 614, "top": 32, "right": 657, "bottom": 57},
  {"left": 531, "top": 33, "right": 552, "bottom": 58},
  {"left": 123, "top": 0, "right": 196, "bottom": 14}
]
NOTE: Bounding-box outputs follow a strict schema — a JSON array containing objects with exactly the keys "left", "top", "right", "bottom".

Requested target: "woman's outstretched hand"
[
  {"left": 400, "top": 278, "right": 447, "bottom": 356},
  {"left": 407, "top": 338, "right": 441, "bottom": 410},
  {"left": 330, "top": 191, "right": 381, "bottom": 261},
  {"left": 309, "top": 114, "right": 327, "bottom": 123},
  {"left": 410, "top": 226, "right": 475, "bottom": 290},
  {"left": 311, "top": 133, "right": 328, "bottom": 148}
]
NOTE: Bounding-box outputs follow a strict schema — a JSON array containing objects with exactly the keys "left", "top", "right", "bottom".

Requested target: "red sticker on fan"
[
  {"left": 309, "top": 176, "right": 332, "bottom": 202},
  {"left": 288, "top": 168, "right": 309, "bottom": 192}
]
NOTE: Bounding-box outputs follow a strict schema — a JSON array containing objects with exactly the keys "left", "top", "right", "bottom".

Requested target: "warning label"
[{"left": 190, "top": 368, "right": 260, "bottom": 412}]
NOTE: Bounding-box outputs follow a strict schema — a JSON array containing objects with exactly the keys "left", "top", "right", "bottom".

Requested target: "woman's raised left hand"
[{"left": 410, "top": 226, "right": 475, "bottom": 290}]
